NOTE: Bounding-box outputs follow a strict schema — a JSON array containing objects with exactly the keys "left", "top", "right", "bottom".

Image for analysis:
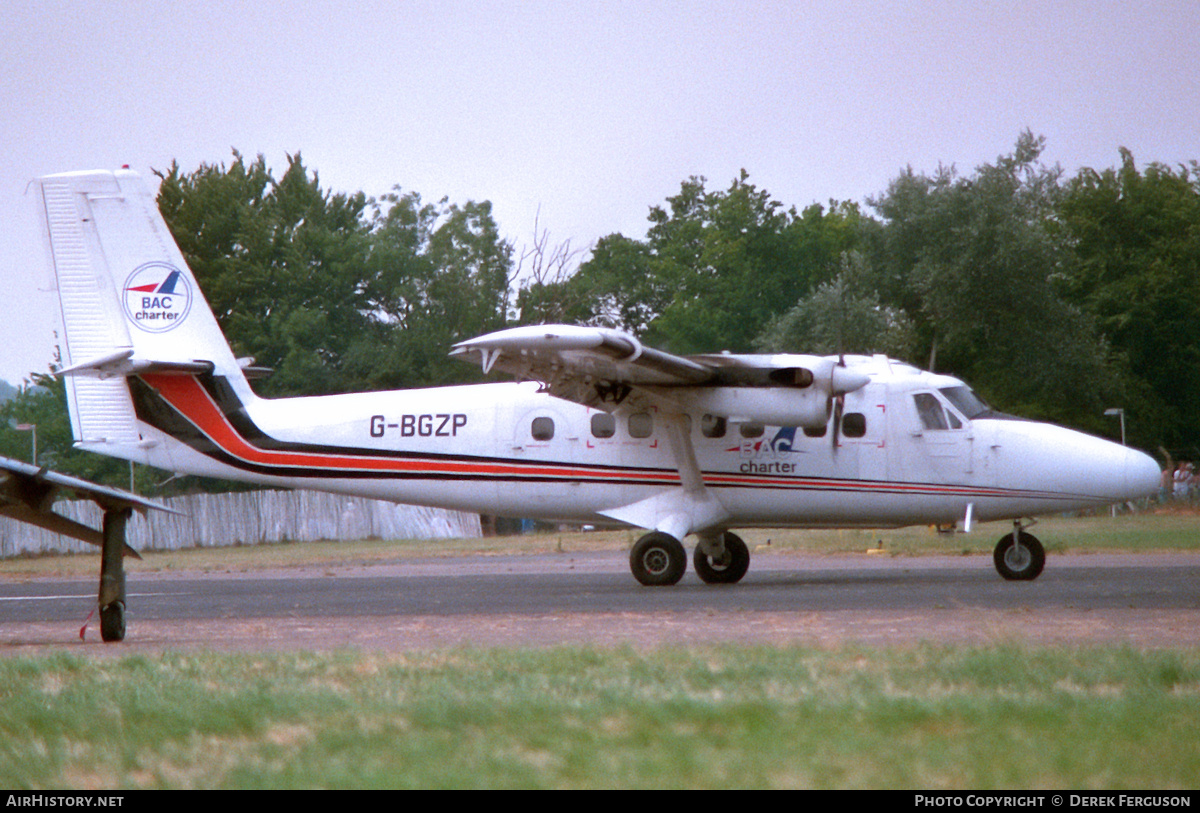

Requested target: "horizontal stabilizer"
[{"left": 57, "top": 348, "right": 216, "bottom": 379}]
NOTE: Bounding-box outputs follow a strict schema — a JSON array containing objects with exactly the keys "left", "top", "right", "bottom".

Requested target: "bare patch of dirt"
[{"left": 4, "top": 607, "right": 1200, "bottom": 654}]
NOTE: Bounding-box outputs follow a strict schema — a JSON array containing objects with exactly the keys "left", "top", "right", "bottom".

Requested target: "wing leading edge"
[{"left": 451, "top": 325, "right": 713, "bottom": 409}]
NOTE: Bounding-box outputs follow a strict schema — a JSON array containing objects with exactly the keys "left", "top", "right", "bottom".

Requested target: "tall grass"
[{"left": 2, "top": 645, "right": 1197, "bottom": 789}]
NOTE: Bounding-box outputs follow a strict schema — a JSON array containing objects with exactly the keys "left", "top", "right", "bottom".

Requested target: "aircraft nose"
[{"left": 1123, "top": 447, "right": 1163, "bottom": 501}]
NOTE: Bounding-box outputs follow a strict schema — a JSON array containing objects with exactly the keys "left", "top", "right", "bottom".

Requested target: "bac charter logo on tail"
[{"left": 123, "top": 262, "right": 193, "bottom": 332}]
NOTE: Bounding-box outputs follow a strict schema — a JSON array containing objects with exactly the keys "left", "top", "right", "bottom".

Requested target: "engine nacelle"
[{"left": 683, "top": 387, "right": 832, "bottom": 429}]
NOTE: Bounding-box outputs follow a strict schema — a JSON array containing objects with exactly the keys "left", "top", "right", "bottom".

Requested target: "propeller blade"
[{"left": 831, "top": 393, "right": 843, "bottom": 454}]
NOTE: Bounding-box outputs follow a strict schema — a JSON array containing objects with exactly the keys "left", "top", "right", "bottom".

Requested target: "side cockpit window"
[
  {"left": 914, "top": 392, "right": 949, "bottom": 430},
  {"left": 914, "top": 392, "right": 964, "bottom": 431}
]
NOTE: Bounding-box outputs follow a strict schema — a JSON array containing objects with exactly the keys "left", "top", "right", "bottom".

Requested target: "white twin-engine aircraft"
[{"left": 35, "top": 169, "right": 1162, "bottom": 588}]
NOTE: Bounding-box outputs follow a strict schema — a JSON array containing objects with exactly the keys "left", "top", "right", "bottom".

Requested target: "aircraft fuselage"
[{"left": 116, "top": 360, "right": 1160, "bottom": 535}]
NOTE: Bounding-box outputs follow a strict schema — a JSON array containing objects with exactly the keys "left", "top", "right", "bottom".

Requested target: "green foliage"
[
  {"left": 1058, "top": 151, "right": 1200, "bottom": 454},
  {"left": 157, "top": 152, "right": 376, "bottom": 396},
  {"left": 2, "top": 646, "right": 1197, "bottom": 788},
  {"left": 864, "top": 131, "right": 1112, "bottom": 425},
  {"left": 755, "top": 252, "right": 917, "bottom": 358},
  {"left": 157, "top": 152, "right": 513, "bottom": 395},
  {"left": 353, "top": 190, "right": 513, "bottom": 389},
  {"left": 527, "top": 171, "right": 863, "bottom": 354},
  {"left": 21, "top": 138, "right": 1200, "bottom": 474}
]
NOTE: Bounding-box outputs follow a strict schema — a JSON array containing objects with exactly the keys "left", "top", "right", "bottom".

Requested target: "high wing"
[
  {"left": 451, "top": 324, "right": 870, "bottom": 425},
  {"left": 0, "top": 455, "right": 175, "bottom": 554},
  {"left": 452, "top": 325, "right": 873, "bottom": 544},
  {"left": 450, "top": 324, "right": 713, "bottom": 409}
]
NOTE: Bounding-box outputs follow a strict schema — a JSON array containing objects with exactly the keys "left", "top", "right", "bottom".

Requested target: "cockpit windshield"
[{"left": 939, "top": 386, "right": 992, "bottom": 420}]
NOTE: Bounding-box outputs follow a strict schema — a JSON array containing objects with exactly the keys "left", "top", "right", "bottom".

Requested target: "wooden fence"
[{"left": 0, "top": 490, "right": 481, "bottom": 558}]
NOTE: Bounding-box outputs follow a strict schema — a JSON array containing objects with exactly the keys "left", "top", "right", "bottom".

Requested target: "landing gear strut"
[
  {"left": 993, "top": 522, "right": 1045, "bottom": 581},
  {"left": 98, "top": 508, "right": 131, "bottom": 642}
]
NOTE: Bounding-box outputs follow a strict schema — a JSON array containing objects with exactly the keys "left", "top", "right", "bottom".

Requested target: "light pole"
[
  {"left": 1104, "top": 408, "right": 1126, "bottom": 446},
  {"left": 1104, "top": 408, "right": 1127, "bottom": 517},
  {"left": 13, "top": 423, "right": 36, "bottom": 465}
]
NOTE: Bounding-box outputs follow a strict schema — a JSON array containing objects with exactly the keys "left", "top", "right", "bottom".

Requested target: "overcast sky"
[{"left": 3, "top": 0, "right": 1197, "bottom": 385}]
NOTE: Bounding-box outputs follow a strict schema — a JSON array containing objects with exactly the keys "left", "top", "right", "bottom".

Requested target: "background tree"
[
  {"left": 755, "top": 252, "right": 916, "bottom": 359},
  {"left": 351, "top": 190, "right": 513, "bottom": 389},
  {"left": 864, "top": 132, "right": 1112, "bottom": 426},
  {"left": 1058, "top": 151, "right": 1200, "bottom": 454},
  {"left": 157, "top": 152, "right": 375, "bottom": 396},
  {"left": 533, "top": 171, "right": 864, "bottom": 354},
  {"left": 13, "top": 138, "right": 1200, "bottom": 492},
  {"left": 157, "top": 152, "right": 514, "bottom": 394}
]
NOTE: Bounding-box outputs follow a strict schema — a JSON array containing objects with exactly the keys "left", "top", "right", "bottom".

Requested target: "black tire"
[
  {"left": 693, "top": 532, "right": 750, "bottom": 585},
  {"left": 993, "top": 531, "right": 1046, "bottom": 581},
  {"left": 99, "top": 601, "right": 126, "bottom": 642},
  {"left": 630, "top": 532, "right": 687, "bottom": 586}
]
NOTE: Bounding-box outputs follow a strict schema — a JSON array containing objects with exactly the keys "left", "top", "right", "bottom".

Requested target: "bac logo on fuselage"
[
  {"left": 123, "top": 262, "right": 193, "bottom": 333},
  {"left": 732, "top": 427, "right": 801, "bottom": 474}
]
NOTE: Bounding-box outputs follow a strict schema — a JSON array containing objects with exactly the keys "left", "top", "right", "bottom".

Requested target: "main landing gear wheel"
[
  {"left": 993, "top": 531, "right": 1046, "bottom": 581},
  {"left": 630, "top": 532, "right": 687, "bottom": 586},
  {"left": 99, "top": 601, "right": 126, "bottom": 643},
  {"left": 693, "top": 532, "right": 750, "bottom": 585}
]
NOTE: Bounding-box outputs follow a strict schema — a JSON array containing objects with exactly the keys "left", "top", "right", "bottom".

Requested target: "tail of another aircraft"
[{"left": 34, "top": 169, "right": 255, "bottom": 467}]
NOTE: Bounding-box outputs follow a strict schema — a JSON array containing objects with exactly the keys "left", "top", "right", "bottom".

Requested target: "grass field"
[
  {"left": 1, "top": 646, "right": 1197, "bottom": 789},
  {"left": 1, "top": 510, "right": 1198, "bottom": 789}
]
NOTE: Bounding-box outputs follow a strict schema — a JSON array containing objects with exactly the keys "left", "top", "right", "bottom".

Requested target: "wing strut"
[{"left": 599, "top": 412, "right": 729, "bottom": 542}]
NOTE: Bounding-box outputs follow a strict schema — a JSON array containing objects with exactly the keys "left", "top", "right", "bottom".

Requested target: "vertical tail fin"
[{"left": 34, "top": 169, "right": 253, "bottom": 462}]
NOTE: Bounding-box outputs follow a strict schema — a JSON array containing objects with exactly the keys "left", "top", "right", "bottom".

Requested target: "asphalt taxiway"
[{"left": 2, "top": 552, "right": 1198, "bottom": 651}]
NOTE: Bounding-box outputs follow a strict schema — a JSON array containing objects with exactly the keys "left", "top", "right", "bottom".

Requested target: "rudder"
[{"left": 34, "top": 169, "right": 253, "bottom": 463}]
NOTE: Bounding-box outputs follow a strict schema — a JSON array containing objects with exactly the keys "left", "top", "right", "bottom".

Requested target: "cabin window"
[
  {"left": 590, "top": 413, "right": 616, "bottom": 439},
  {"left": 914, "top": 393, "right": 949, "bottom": 431},
  {"left": 531, "top": 416, "right": 555, "bottom": 441},
  {"left": 842, "top": 412, "right": 867, "bottom": 438},
  {"left": 701, "top": 414, "right": 726, "bottom": 438},
  {"left": 628, "top": 412, "right": 654, "bottom": 439},
  {"left": 739, "top": 422, "right": 764, "bottom": 439},
  {"left": 803, "top": 422, "right": 827, "bottom": 438}
]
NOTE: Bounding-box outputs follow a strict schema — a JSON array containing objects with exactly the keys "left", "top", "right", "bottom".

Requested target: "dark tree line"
[
  {"left": 5, "top": 135, "right": 1199, "bottom": 489},
  {"left": 524, "top": 132, "right": 1199, "bottom": 454}
]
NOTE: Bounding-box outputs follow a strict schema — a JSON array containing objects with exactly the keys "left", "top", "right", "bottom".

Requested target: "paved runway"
[{"left": 2, "top": 552, "right": 1198, "bottom": 651}]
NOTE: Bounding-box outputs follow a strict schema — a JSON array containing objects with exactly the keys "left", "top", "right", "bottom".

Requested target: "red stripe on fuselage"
[
  {"left": 139, "top": 374, "right": 1074, "bottom": 501},
  {"left": 139, "top": 374, "right": 680, "bottom": 483}
]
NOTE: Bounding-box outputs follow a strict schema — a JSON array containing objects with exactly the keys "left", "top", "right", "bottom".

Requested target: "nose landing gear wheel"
[
  {"left": 630, "top": 532, "right": 687, "bottom": 586},
  {"left": 993, "top": 530, "right": 1045, "bottom": 581},
  {"left": 693, "top": 532, "right": 750, "bottom": 584}
]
